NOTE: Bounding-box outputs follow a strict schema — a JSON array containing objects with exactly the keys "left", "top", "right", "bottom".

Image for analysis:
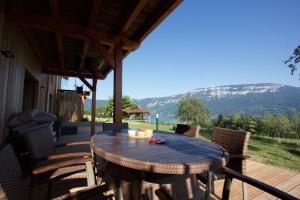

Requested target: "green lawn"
[{"left": 129, "top": 122, "right": 300, "bottom": 172}]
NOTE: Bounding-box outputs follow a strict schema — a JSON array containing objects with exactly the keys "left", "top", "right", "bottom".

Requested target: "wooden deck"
[{"left": 207, "top": 160, "right": 300, "bottom": 200}]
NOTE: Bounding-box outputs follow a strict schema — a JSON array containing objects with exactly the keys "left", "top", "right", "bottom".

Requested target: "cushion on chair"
[
  {"left": 7, "top": 109, "right": 38, "bottom": 127},
  {"left": 24, "top": 128, "right": 55, "bottom": 160},
  {"left": 11, "top": 121, "right": 39, "bottom": 132},
  {"left": 34, "top": 112, "right": 57, "bottom": 123}
]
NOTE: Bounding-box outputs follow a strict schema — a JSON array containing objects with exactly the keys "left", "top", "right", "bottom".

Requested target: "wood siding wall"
[{"left": 0, "top": 2, "right": 59, "bottom": 143}]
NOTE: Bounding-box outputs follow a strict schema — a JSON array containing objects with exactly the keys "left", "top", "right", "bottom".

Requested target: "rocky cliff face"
[
  {"left": 136, "top": 83, "right": 300, "bottom": 117},
  {"left": 84, "top": 83, "right": 300, "bottom": 120}
]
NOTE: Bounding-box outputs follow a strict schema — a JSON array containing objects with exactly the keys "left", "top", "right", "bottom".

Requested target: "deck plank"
[{"left": 211, "top": 160, "right": 300, "bottom": 200}]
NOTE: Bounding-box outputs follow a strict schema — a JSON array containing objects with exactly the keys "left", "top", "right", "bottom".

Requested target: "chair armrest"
[
  {"left": 55, "top": 140, "right": 90, "bottom": 148},
  {"left": 46, "top": 152, "right": 91, "bottom": 161},
  {"left": 155, "top": 189, "right": 174, "bottom": 200},
  {"left": 229, "top": 154, "right": 249, "bottom": 160},
  {"left": 32, "top": 157, "right": 93, "bottom": 175},
  {"left": 63, "top": 184, "right": 111, "bottom": 200}
]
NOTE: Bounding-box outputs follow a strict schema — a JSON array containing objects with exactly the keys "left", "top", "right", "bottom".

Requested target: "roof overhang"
[{"left": 5, "top": 0, "right": 183, "bottom": 80}]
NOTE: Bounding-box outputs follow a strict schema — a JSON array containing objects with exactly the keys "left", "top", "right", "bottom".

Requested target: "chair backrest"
[
  {"left": 175, "top": 124, "right": 200, "bottom": 138},
  {"left": 0, "top": 144, "right": 23, "bottom": 200},
  {"left": 102, "top": 123, "right": 129, "bottom": 131},
  {"left": 212, "top": 128, "right": 250, "bottom": 173}
]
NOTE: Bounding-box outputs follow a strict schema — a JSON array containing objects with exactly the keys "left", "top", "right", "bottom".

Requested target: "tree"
[
  {"left": 275, "top": 115, "right": 292, "bottom": 138},
  {"left": 291, "top": 114, "right": 300, "bottom": 139},
  {"left": 105, "top": 96, "right": 139, "bottom": 118},
  {"left": 215, "top": 114, "right": 225, "bottom": 127},
  {"left": 284, "top": 45, "right": 300, "bottom": 79},
  {"left": 261, "top": 113, "right": 275, "bottom": 137},
  {"left": 230, "top": 114, "right": 242, "bottom": 129},
  {"left": 176, "top": 97, "right": 210, "bottom": 126}
]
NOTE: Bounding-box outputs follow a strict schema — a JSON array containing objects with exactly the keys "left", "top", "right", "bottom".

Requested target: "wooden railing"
[{"left": 222, "top": 167, "right": 298, "bottom": 200}]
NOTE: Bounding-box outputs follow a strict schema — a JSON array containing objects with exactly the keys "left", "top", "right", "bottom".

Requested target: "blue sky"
[{"left": 62, "top": 0, "right": 300, "bottom": 100}]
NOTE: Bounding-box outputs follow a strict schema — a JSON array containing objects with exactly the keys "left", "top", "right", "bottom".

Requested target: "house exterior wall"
[{"left": 0, "top": 2, "right": 59, "bottom": 143}]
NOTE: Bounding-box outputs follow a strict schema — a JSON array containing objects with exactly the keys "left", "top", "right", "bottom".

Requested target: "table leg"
[{"left": 205, "top": 171, "right": 212, "bottom": 200}]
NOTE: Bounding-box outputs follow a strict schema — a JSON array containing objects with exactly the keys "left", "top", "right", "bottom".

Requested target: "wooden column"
[
  {"left": 113, "top": 44, "right": 123, "bottom": 123},
  {"left": 91, "top": 78, "right": 97, "bottom": 136}
]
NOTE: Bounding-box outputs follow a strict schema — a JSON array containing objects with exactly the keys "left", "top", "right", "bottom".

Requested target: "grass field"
[{"left": 129, "top": 122, "right": 300, "bottom": 172}]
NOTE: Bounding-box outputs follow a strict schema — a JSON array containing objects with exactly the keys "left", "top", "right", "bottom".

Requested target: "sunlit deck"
[{"left": 209, "top": 160, "right": 300, "bottom": 199}]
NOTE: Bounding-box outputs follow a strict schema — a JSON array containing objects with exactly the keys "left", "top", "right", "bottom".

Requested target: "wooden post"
[
  {"left": 113, "top": 44, "right": 123, "bottom": 123},
  {"left": 91, "top": 78, "right": 97, "bottom": 136}
]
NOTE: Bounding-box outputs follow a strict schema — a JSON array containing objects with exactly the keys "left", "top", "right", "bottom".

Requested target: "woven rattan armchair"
[
  {"left": 22, "top": 129, "right": 96, "bottom": 199},
  {"left": 197, "top": 127, "right": 250, "bottom": 199},
  {"left": 175, "top": 124, "right": 200, "bottom": 138},
  {"left": 0, "top": 144, "right": 112, "bottom": 200}
]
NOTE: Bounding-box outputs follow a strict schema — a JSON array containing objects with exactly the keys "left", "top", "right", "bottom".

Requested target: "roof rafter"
[
  {"left": 45, "top": 68, "right": 105, "bottom": 80},
  {"left": 97, "top": 46, "right": 113, "bottom": 71},
  {"left": 90, "top": 36, "right": 115, "bottom": 68},
  {"left": 80, "top": 0, "right": 102, "bottom": 72},
  {"left": 118, "top": 0, "right": 148, "bottom": 35},
  {"left": 7, "top": 13, "right": 139, "bottom": 51},
  {"left": 96, "top": 0, "right": 147, "bottom": 72},
  {"left": 49, "top": 0, "right": 65, "bottom": 70}
]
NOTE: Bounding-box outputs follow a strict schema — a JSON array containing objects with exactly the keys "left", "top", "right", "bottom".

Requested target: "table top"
[{"left": 91, "top": 129, "right": 228, "bottom": 174}]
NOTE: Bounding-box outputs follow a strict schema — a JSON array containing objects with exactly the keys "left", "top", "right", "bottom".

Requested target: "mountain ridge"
[{"left": 84, "top": 83, "right": 300, "bottom": 120}]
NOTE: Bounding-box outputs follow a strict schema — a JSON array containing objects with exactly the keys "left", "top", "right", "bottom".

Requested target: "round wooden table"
[
  {"left": 91, "top": 129, "right": 229, "bottom": 199},
  {"left": 91, "top": 129, "right": 228, "bottom": 174}
]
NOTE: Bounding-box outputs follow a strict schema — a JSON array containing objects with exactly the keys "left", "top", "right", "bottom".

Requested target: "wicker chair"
[
  {"left": 23, "top": 129, "right": 97, "bottom": 199},
  {"left": 197, "top": 127, "right": 250, "bottom": 199},
  {"left": 175, "top": 124, "right": 200, "bottom": 138},
  {"left": 0, "top": 144, "right": 111, "bottom": 200},
  {"left": 102, "top": 122, "right": 129, "bottom": 131}
]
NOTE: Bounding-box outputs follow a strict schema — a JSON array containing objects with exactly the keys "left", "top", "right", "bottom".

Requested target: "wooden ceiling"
[{"left": 6, "top": 0, "right": 182, "bottom": 79}]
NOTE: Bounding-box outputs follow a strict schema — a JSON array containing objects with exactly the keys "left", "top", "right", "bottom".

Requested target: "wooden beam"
[
  {"left": 79, "top": 77, "right": 93, "bottom": 91},
  {"left": 49, "top": 0, "right": 60, "bottom": 17},
  {"left": 80, "top": 0, "right": 102, "bottom": 72},
  {"left": 79, "top": 41, "right": 90, "bottom": 71},
  {"left": 55, "top": 34, "right": 64, "bottom": 69},
  {"left": 113, "top": 43, "right": 123, "bottom": 123},
  {"left": 44, "top": 68, "right": 105, "bottom": 79},
  {"left": 49, "top": 0, "right": 65, "bottom": 70},
  {"left": 97, "top": 46, "right": 113, "bottom": 71},
  {"left": 118, "top": 0, "right": 148, "bottom": 35},
  {"left": 7, "top": 13, "right": 139, "bottom": 51},
  {"left": 134, "top": 0, "right": 182, "bottom": 42},
  {"left": 88, "top": 0, "right": 101, "bottom": 27},
  {"left": 90, "top": 36, "right": 115, "bottom": 67},
  {"left": 91, "top": 79, "right": 97, "bottom": 136}
]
